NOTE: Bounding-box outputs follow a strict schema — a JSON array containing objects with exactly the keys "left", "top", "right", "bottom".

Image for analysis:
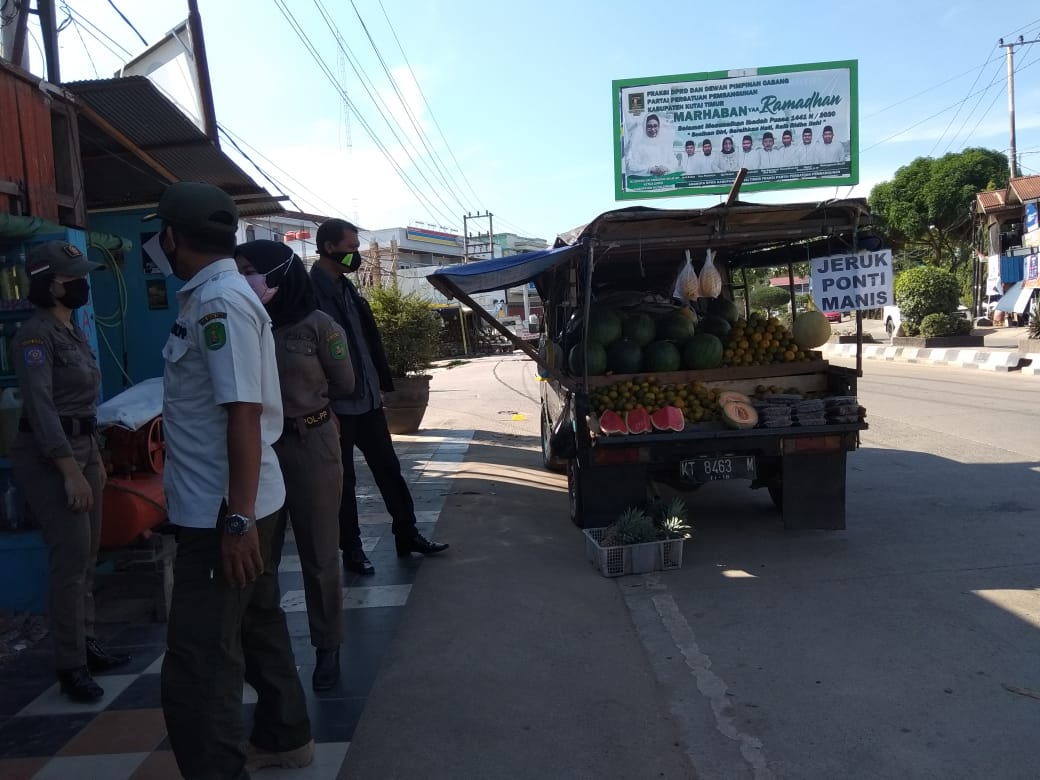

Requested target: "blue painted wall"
[{"left": 86, "top": 210, "right": 184, "bottom": 400}]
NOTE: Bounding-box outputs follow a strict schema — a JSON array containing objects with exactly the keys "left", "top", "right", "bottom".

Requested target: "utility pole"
[{"left": 999, "top": 34, "right": 1039, "bottom": 179}]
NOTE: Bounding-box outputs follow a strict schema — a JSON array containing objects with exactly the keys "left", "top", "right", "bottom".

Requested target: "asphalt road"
[{"left": 343, "top": 355, "right": 1040, "bottom": 780}]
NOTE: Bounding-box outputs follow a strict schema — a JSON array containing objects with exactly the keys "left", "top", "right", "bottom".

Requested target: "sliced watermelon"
[
  {"left": 650, "top": 405, "right": 685, "bottom": 432},
  {"left": 599, "top": 409, "right": 629, "bottom": 435},
  {"left": 625, "top": 407, "right": 652, "bottom": 434}
]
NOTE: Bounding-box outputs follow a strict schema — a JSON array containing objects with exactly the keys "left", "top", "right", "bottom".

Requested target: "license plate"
[{"left": 681, "top": 455, "right": 756, "bottom": 482}]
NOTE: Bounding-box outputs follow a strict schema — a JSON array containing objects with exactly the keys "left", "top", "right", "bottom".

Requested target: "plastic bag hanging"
[
  {"left": 699, "top": 248, "right": 723, "bottom": 298},
  {"left": 672, "top": 250, "right": 701, "bottom": 302}
]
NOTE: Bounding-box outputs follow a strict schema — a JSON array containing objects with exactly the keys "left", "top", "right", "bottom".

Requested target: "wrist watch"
[{"left": 223, "top": 513, "right": 253, "bottom": 536}]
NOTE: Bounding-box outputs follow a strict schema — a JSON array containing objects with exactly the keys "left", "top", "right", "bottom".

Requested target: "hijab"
[{"left": 235, "top": 239, "right": 317, "bottom": 329}]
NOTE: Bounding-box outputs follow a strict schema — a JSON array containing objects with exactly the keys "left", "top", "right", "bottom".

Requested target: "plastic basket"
[{"left": 583, "top": 527, "right": 685, "bottom": 578}]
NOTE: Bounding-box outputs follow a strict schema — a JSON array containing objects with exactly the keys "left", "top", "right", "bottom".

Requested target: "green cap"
[
  {"left": 144, "top": 182, "right": 239, "bottom": 233},
  {"left": 27, "top": 241, "right": 102, "bottom": 277}
]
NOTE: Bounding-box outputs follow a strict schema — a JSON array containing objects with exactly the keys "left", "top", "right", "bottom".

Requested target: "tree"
[
  {"left": 868, "top": 148, "right": 1009, "bottom": 272},
  {"left": 749, "top": 285, "right": 792, "bottom": 314},
  {"left": 893, "top": 266, "right": 961, "bottom": 333}
]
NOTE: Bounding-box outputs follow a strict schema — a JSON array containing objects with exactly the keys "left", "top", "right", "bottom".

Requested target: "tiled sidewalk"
[{"left": 0, "top": 430, "right": 472, "bottom": 780}]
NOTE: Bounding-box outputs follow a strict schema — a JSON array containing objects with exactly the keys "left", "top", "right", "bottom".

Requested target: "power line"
[
  {"left": 272, "top": 0, "right": 460, "bottom": 228},
  {"left": 308, "top": 0, "right": 469, "bottom": 219},
  {"left": 929, "top": 54, "right": 1000, "bottom": 156},
  {"left": 105, "top": 0, "right": 146, "bottom": 46},
  {"left": 60, "top": 2, "right": 134, "bottom": 59},
  {"left": 941, "top": 58, "right": 1007, "bottom": 154}
]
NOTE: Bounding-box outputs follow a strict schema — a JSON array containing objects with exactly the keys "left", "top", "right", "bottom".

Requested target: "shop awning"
[{"left": 994, "top": 281, "right": 1036, "bottom": 313}]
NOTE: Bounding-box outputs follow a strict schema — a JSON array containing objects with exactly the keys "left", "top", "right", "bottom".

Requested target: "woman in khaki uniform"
[
  {"left": 235, "top": 240, "right": 355, "bottom": 691},
  {"left": 11, "top": 241, "right": 130, "bottom": 702}
]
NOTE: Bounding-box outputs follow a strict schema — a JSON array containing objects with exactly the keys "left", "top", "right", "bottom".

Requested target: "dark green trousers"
[{"left": 161, "top": 513, "right": 311, "bottom": 780}]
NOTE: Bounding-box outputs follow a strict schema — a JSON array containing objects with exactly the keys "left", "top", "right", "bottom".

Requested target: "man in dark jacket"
[{"left": 311, "top": 219, "right": 448, "bottom": 575}]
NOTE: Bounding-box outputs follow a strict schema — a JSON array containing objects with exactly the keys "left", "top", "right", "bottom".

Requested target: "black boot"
[
  {"left": 57, "top": 666, "right": 104, "bottom": 702},
  {"left": 85, "top": 637, "right": 132, "bottom": 672},
  {"left": 312, "top": 647, "right": 340, "bottom": 691},
  {"left": 395, "top": 533, "right": 449, "bottom": 558}
]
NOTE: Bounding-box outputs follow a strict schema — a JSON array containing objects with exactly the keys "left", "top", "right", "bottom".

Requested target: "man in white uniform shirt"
[
  {"left": 776, "top": 129, "right": 798, "bottom": 166},
  {"left": 757, "top": 132, "right": 781, "bottom": 169},
  {"left": 151, "top": 182, "right": 313, "bottom": 779},
  {"left": 816, "top": 125, "right": 846, "bottom": 164},
  {"left": 798, "top": 127, "right": 818, "bottom": 165},
  {"left": 738, "top": 134, "right": 760, "bottom": 170}
]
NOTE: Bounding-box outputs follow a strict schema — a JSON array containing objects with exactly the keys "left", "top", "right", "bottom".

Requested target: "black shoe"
[
  {"left": 395, "top": 533, "right": 449, "bottom": 558},
  {"left": 85, "top": 636, "right": 131, "bottom": 672},
  {"left": 312, "top": 648, "right": 340, "bottom": 691},
  {"left": 343, "top": 548, "right": 375, "bottom": 575},
  {"left": 57, "top": 666, "right": 104, "bottom": 702}
]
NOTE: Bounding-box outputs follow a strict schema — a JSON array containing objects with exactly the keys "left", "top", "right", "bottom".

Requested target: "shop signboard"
[
  {"left": 613, "top": 60, "right": 858, "bottom": 200},
  {"left": 810, "top": 249, "right": 893, "bottom": 312},
  {"left": 1024, "top": 253, "right": 1039, "bottom": 290}
]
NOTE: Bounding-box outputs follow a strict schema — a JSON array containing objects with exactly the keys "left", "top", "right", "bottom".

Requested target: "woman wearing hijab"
[
  {"left": 235, "top": 240, "right": 355, "bottom": 691},
  {"left": 717, "top": 136, "right": 740, "bottom": 173}
]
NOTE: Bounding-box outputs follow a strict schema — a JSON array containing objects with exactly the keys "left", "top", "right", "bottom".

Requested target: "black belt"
[
  {"left": 19, "top": 416, "right": 97, "bottom": 437},
  {"left": 286, "top": 406, "right": 332, "bottom": 431}
]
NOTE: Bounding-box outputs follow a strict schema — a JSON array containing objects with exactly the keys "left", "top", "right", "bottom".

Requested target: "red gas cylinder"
[{"left": 101, "top": 473, "right": 166, "bottom": 549}]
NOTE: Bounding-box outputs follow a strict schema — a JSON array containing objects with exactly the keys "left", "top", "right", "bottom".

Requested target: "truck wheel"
[
  {"left": 767, "top": 485, "right": 783, "bottom": 511},
  {"left": 567, "top": 460, "right": 584, "bottom": 527},
  {"left": 541, "top": 410, "right": 567, "bottom": 472}
]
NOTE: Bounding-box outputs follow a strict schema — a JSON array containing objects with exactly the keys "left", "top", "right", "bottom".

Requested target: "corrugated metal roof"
[
  {"left": 65, "top": 77, "right": 285, "bottom": 217},
  {"left": 1009, "top": 175, "right": 1040, "bottom": 203}
]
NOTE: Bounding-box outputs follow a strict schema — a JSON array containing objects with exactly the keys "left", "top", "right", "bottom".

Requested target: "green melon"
[
  {"left": 567, "top": 342, "right": 608, "bottom": 376},
  {"left": 697, "top": 315, "right": 732, "bottom": 339},
  {"left": 682, "top": 333, "right": 724, "bottom": 369},
  {"left": 642, "top": 340, "right": 681, "bottom": 373},
  {"left": 606, "top": 338, "right": 644, "bottom": 374},
  {"left": 792, "top": 311, "right": 832, "bottom": 349},
  {"left": 588, "top": 308, "right": 622, "bottom": 346},
  {"left": 656, "top": 312, "right": 697, "bottom": 342},
  {"left": 621, "top": 313, "right": 656, "bottom": 346},
  {"left": 708, "top": 297, "right": 741, "bottom": 325}
]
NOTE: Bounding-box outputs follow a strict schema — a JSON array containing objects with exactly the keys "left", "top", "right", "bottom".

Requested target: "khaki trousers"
[
  {"left": 161, "top": 513, "right": 311, "bottom": 780},
  {"left": 273, "top": 417, "right": 344, "bottom": 649},
  {"left": 11, "top": 431, "right": 104, "bottom": 670}
]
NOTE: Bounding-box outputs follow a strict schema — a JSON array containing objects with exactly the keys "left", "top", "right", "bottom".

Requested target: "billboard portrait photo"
[{"left": 613, "top": 60, "right": 859, "bottom": 200}]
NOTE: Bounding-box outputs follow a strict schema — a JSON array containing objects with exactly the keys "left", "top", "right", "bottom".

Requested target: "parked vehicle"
[{"left": 429, "top": 200, "right": 875, "bottom": 531}]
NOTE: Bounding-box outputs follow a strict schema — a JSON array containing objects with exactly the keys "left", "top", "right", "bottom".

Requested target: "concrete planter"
[
  {"left": 1019, "top": 338, "right": 1040, "bottom": 353},
  {"left": 829, "top": 334, "right": 875, "bottom": 344},
  {"left": 891, "top": 335, "right": 985, "bottom": 349},
  {"left": 382, "top": 375, "right": 432, "bottom": 434}
]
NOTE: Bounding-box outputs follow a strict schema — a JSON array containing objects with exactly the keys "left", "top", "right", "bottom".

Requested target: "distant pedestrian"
[
  {"left": 11, "top": 240, "right": 131, "bottom": 703},
  {"left": 311, "top": 218, "right": 449, "bottom": 576},
  {"left": 235, "top": 239, "right": 355, "bottom": 691},
  {"left": 153, "top": 182, "right": 313, "bottom": 778}
]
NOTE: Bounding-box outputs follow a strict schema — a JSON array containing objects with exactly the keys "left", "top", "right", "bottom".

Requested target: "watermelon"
[
  {"left": 625, "top": 407, "right": 652, "bottom": 434},
  {"left": 567, "top": 342, "right": 608, "bottom": 376},
  {"left": 697, "top": 315, "right": 732, "bottom": 339},
  {"left": 656, "top": 312, "right": 697, "bottom": 342},
  {"left": 708, "top": 297, "right": 741, "bottom": 325},
  {"left": 682, "top": 333, "right": 724, "bottom": 370},
  {"left": 642, "top": 340, "right": 681, "bottom": 373},
  {"left": 650, "top": 406, "right": 685, "bottom": 432},
  {"left": 599, "top": 409, "right": 628, "bottom": 435},
  {"left": 621, "top": 313, "right": 656, "bottom": 346},
  {"left": 606, "top": 338, "right": 644, "bottom": 374},
  {"left": 588, "top": 308, "right": 622, "bottom": 346},
  {"left": 721, "top": 401, "right": 759, "bottom": 430},
  {"left": 792, "top": 310, "right": 832, "bottom": 349}
]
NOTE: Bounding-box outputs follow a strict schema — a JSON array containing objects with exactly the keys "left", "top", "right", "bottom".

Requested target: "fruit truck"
[{"left": 427, "top": 199, "right": 875, "bottom": 531}]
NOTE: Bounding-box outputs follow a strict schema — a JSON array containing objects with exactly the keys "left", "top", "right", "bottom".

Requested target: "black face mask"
[
  {"left": 331, "top": 251, "right": 362, "bottom": 273},
  {"left": 56, "top": 278, "right": 90, "bottom": 309}
]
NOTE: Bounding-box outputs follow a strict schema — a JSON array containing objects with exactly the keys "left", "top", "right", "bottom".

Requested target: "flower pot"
[{"left": 382, "top": 375, "right": 431, "bottom": 434}]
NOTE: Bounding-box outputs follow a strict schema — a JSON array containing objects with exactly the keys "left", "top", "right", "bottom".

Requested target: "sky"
[{"left": 14, "top": 1, "right": 1040, "bottom": 245}]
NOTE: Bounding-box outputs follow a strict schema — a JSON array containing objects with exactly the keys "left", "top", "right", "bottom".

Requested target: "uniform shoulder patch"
[
  {"left": 326, "top": 331, "right": 347, "bottom": 361},
  {"left": 23, "top": 343, "right": 47, "bottom": 367},
  {"left": 203, "top": 321, "right": 227, "bottom": 350},
  {"left": 198, "top": 311, "right": 227, "bottom": 326}
]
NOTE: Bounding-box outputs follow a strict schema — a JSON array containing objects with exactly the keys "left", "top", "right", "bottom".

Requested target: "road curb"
[{"left": 820, "top": 342, "right": 1032, "bottom": 374}]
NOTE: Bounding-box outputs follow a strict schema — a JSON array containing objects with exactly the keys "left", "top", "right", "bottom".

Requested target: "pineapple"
[
  {"left": 655, "top": 497, "right": 692, "bottom": 540},
  {"left": 600, "top": 506, "right": 658, "bottom": 547}
]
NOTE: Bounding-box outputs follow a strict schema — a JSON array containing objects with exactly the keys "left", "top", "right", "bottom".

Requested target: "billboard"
[{"left": 613, "top": 60, "right": 858, "bottom": 200}]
